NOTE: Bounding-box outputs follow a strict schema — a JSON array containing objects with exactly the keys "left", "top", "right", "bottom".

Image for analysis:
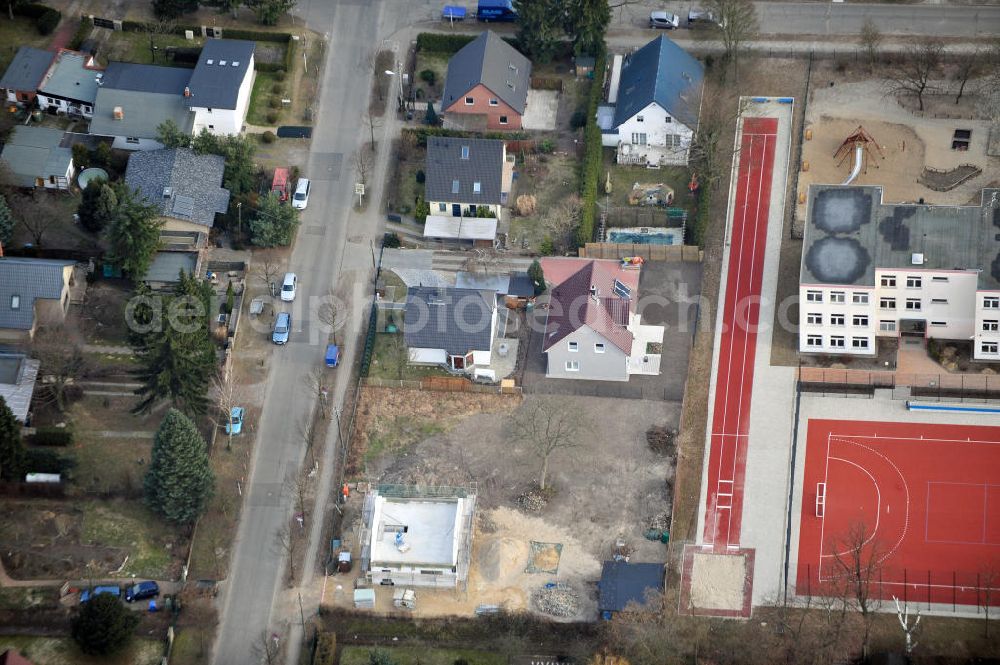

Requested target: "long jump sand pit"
[{"left": 680, "top": 545, "right": 756, "bottom": 617}]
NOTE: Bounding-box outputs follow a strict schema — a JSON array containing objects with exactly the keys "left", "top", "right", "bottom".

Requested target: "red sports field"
[
  {"left": 797, "top": 419, "right": 1000, "bottom": 607},
  {"left": 703, "top": 116, "right": 778, "bottom": 551}
]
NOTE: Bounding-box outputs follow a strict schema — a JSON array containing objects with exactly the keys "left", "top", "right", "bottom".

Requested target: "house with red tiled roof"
[
  {"left": 540, "top": 258, "right": 664, "bottom": 381},
  {"left": 0, "top": 648, "right": 35, "bottom": 665}
]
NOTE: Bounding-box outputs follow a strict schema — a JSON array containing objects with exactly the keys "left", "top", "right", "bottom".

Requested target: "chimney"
[
  {"left": 183, "top": 86, "right": 191, "bottom": 98},
  {"left": 590, "top": 285, "right": 598, "bottom": 300},
  {"left": 112, "top": 106, "right": 123, "bottom": 120}
]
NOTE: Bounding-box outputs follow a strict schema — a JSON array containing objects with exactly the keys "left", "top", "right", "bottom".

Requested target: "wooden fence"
[
  {"left": 579, "top": 243, "right": 703, "bottom": 262},
  {"left": 362, "top": 376, "right": 522, "bottom": 395},
  {"left": 797, "top": 367, "right": 1000, "bottom": 399}
]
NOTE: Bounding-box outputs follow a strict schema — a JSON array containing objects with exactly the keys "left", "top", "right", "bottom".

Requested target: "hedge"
[
  {"left": 312, "top": 633, "right": 336, "bottom": 665},
  {"left": 30, "top": 427, "right": 74, "bottom": 447},
  {"left": 416, "top": 32, "right": 519, "bottom": 55},
  {"left": 217, "top": 28, "right": 292, "bottom": 43},
  {"left": 575, "top": 46, "right": 607, "bottom": 247},
  {"left": 689, "top": 182, "right": 711, "bottom": 247},
  {"left": 24, "top": 449, "right": 76, "bottom": 476},
  {"left": 68, "top": 18, "right": 93, "bottom": 51},
  {"left": 255, "top": 36, "right": 295, "bottom": 73},
  {"left": 405, "top": 126, "right": 530, "bottom": 147},
  {"left": 14, "top": 3, "right": 61, "bottom": 36}
]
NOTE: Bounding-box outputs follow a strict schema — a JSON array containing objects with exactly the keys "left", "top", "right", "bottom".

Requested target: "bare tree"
[
  {"left": 143, "top": 17, "right": 177, "bottom": 64},
  {"left": 317, "top": 289, "right": 341, "bottom": 345},
  {"left": 253, "top": 255, "right": 281, "bottom": 297},
  {"left": 298, "top": 417, "right": 317, "bottom": 468},
  {"left": 979, "top": 560, "right": 999, "bottom": 639},
  {"left": 830, "top": 522, "right": 883, "bottom": 659},
  {"left": 12, "top": 193, "right": 62, "bottom": 247},
  {"left": 353, "top": 148, "right": 373, "bottom": 191},
  {"left": 689, "top": 79, "right": 748, "bottom": 191},
  {"left": 953, "top": 49, "right": 984, "bottom": 105},
  {"left": 859, "top": 18, "right": 882, "bottom": 71},
  {"left": 32, "top": 327, "right": 86, "bottom": 413},
  {"left": 303, "top": 367, "right": 329, "bottom": 418},
  {"left": 511, "top": 399, "right": 588, "bottom": 491},
  {"left": 887, "top": 37, "right": 944, "bottom": 111},
  {"left": 212, "top": 370, "right": 243, "bottom": 451},
  {"left": 542, "top": 194, "right": 582, "bottom": 255},
  {"left": 893, "top": 596, "right": 921, "bottom": 655},
  {"left": 274, "top": 523, "right": 297, "bottom": 586},
  {"left": 362, "top": 108, "right": 382, "bottom": 151},
  {"left": 287, "top": 473, "right": 311, "bottom": 529},
  {"left": 386, "top": 333, "right": 410, "bottom": 381},
  {"left": 705, "top": 0, "right": 758, "bottom": 81},
  {"left": 253, "top": 629, "right": 279, "bottom": 665}
]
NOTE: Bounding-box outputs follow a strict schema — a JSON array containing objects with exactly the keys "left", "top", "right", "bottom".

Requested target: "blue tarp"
[{"left": 442, "top": 5, "right": 466, "bottom": 19}]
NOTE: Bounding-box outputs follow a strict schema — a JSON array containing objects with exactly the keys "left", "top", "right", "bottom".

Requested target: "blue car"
[
  {"left": 80, "top": 585, "right": 121, "bottom": 603},
  {"left": 226, "top": 406, "right": 244, "bottom": 435},
  {"left": 272, "top": 312, "right": 291, "bottom": 345},
  {"left": 125, "top": 580, "right": 160, "bottom": 603}
]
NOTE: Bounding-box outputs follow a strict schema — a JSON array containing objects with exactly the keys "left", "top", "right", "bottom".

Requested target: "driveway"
[
  {"left": 521, "top": 90, "right": 559, "bottom": 131},
  {"left": 520, "top": 260, "right": 703, "bottom": 401}
]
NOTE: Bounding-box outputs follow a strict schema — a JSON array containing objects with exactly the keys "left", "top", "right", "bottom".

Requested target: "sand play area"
[{"left": 796, "top": 77, "right": 1000, "bottom": 220}]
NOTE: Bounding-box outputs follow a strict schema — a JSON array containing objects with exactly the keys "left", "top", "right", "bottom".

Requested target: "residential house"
[
  {"left": 455, "top": 270, "right": 536, "bottom": 308},
  {"left": 0, "top": 126, "right": 75, "bottom": 190},
  {"left": 598, "top": 561, "right": 665, "bottom": 618},
  {"left": 360, "top": 485, "right": 476, "bottom": 588},
  {"left": 124, "top": 148, "right": 231, "bottom": 234},
  {"left": 425, "top": 137, "right": 513, "bottom": 219},
  {"left": 0, "top": 46, "right": 55, "bottom": 106},
  {"left": 0, "top": 649, "right": 36, "bottom": 665},
  {"left": 799, "top": 185, "right": 1000, "bottom": 361},
  {"left": 441, "top": 31, "right": 530, "bottom": 131},
  {"left": 597, "top": 36, "right": 703, "bottom": 167},
  {"left": 0, "top": 353, "right": 40, "bottom": 422},
  {"left": 403, "top": 286, "right": 498, "bottom": 373},
  {"left": 36, "top": 49, "right": 102, "bottom": 118},
  {"left": 89, "top": 62, "right": 195, "bottom": 151},
  {"left": 185, "top": 39, "right": 256, "bottom": 136},
  {"left": 541, "top": 258, "right": 665, "bottom": 381},
  {"left": 0, "top": 257, "right": 76, "bottom": 343}
]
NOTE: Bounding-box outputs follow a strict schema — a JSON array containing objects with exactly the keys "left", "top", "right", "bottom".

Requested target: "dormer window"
[
  {"left": 473, "top": 182, "right": 481, "bottom": 194},
  {"left": 461, "top": 146, "right": 469, "bottom": 160},
  {"left": 207, "top": 59, "right": 214, "bottom": 65},
  {"left": 452, "top": 179, "right": 460, "bottom": 194},
  {"left": 10, "top": 295, "right": 19, "bottom": 310}
]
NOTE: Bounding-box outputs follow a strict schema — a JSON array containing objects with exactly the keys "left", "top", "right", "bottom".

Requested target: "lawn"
[
  {"left": 602, "top": 153, "right": 696, "bottom": 216},
  {"left": 72, "top": 431, "right": 153, "bottom": 497},
  {"left": 246, "top": 70, "right": 282, "bottom": 127},
  {"left": 366, "top": 333, "right": 449, "bottom": 382},
  {"left": 80, "top": 500, "right": 178, "bottom": 578},
  {"left": 387, "top": 147, "right": 426, "bottom": 215},
  {"left": 0, "top": 18, "right": 53, "bottom": 75},
  {"left": 95, "top": 28, "right": 205, "bottom": 66},
  {"left": 340, "top": 646, "right": 507, "bottom": 665},
  {"left": 0, "top": 636, "right": 163, "bottom": 665},
  {"left": 413, "top": 52, "right": 450, "bottom": 103}
]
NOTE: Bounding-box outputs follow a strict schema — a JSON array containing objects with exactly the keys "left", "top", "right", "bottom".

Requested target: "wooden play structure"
[{"left": 833, "top": 125, "right": 886, "bottom": 183}]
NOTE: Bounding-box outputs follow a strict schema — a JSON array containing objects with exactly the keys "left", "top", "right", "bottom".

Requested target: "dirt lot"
[
  {"left": 341, "top": 389, "right": 678, "bottom": 620},
  {"left": 508, "top": 152, "right": 579, "bottom": 252}
]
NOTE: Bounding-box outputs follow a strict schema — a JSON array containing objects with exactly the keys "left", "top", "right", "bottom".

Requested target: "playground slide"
[{"left": 841, "top": 144, "right": 864, "bottom": 185}]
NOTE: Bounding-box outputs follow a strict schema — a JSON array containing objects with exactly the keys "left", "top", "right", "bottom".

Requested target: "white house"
[
  {"left": 597, "top": 36, "right": 703, "bottom": 167},
  {"left": 402, "top": 286, "right": 498, "bottom": 374},
  {"left": 361, "top": 486, "right": 476, "bottom": 589},
  {"left": 36, "top": 49, "right": 102, "bottom": 119},
  {"left": 798, "top": 185, "right": 1000, "bottom": 361},
  {"left": 185, "top": 39, "right": 255, "bottom": 136}
]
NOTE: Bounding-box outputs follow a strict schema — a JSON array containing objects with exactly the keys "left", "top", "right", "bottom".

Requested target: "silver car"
[{"left": 649, "top": 10, "right": 680, "bottom": 29}]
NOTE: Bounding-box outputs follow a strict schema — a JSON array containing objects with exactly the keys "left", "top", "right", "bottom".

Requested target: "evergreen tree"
[
  {"left": 77, "top": 180, "right": 117, "bottom": 233},
  {"left": 564, "top": 0, "right": 610, "bottom": 56},
  {"left": 513, "top": 0, "right": 562, "bottom": 63},
  {"left": 527, "top": 259, "right": 547, "bottom": 295},
  {"left": 144, "top": 409, "right": 215, "bottom": 524},
  {"left": 72, "top": 593, "right": 140, "bottom": 655},
  {"left": 246, "top": 0, "right": 297, "bottom": 25},
  {"left": 132, "top": 271, "right": 215, "bottom": 416},
  {"left": 249, "top": 192, "right": 299, "bottom": 247},
  {"left": 424, "top": 102, "right": 438, "bottom": 126},
  {"left": 0, "top": 193, "right": 14, "bottom": 246},
  {"left": 107, "top": 184, "right": 163, "bottom": 280},
  {"left": 191, "top": 129, "right": 257, "bottom": 196},
  {"left": 151, "top": 0, "right": 199, "bottom": 19},
  {"left": 156, "top": 119, "right": 193, "bottom": 149},
  {"left": 0, "top": 396, "right": 26, "bottom": 481}
]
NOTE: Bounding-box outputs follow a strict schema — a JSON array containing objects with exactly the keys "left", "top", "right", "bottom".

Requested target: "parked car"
[
  {"left": 273, "top": 312, "right": 291, "bottom": 345},
  {"left": 125, "top": 581, "right": 160, "bottom": 603},
  {"left": 280, "top": 272, "right": 298, "bottom": 302},
  {"left": 271, "top": 167, "right": 289, "bottom": 203},
  {"left": 225, "top": 406, "right": 244, "bottom": 435},
  {"left": 80, "top": 585, "right": 121, "bottom": 603},
  {"left": 687, "top": 8, "right": 722, "bottom": 26},
  {"left": 476, "top": 0, "right": 517, "bottom": 21},
  {"left": 291, "top": 178, "right": 311, "bottom": 210},
  {"left": 649, "top": 10, "right": 680, "bottom": 29}
]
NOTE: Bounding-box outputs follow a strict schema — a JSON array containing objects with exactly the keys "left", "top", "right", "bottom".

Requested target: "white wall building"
[
  {"left": 799, "top": 186, "right": 1000, "bottom": 361},
  {"left": 185, "top": 39, "right": 255, "bottom": 136},
  {"left": 36, "top": 50, "right": 101, "bottom": 119}
]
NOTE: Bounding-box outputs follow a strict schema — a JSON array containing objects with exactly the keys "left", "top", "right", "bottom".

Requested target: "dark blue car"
[{"left": 125, "top": 580, "right": 160, "bottom": 603}]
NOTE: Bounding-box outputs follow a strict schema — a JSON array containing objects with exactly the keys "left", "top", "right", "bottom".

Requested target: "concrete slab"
[{"left": 522, "top": 90, "right": 559, "bottom": 131}]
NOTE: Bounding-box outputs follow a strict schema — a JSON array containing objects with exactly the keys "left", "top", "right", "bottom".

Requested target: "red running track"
[
  {"left": 797, "top": 420, "right": 1000, "bottom": 607},
  {"left": 702, "top": 117, "right": 778, "bottom": 552}
]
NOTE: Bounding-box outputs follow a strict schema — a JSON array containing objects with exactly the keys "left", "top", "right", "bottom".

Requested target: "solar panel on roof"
[
  {"left": 172, "top": 195, "right": 195, "bottom": 219},
  {"left": 613, "top": 279, "right": 631, "bottom": 299}
]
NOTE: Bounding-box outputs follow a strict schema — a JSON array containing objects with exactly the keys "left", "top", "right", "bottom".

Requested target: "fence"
[
  {"left": 579, "top": 242, "right": 702, "bottom": 262},
  {"left": 797, "top": 367, "right": 1000, "bottom": 401},
  {"left": 530, "top": 76, "right": 563, "bottom": 92},
  {"left": 603, "top": 206, "right": 686, "bottom": 229},
  {"left": 918, "top": 163, "right": 983, "bottom": 192},
  {"left": 362, "top": 376, "right": 522, "bottom": 395}
]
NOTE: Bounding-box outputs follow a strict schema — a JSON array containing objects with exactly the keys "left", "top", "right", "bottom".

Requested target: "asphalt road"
[{"left": 210, "top": 3, "right": 385, "bottom": 664}]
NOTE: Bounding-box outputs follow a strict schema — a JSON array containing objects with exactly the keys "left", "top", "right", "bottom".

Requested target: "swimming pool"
[{"left": 606, "top": 227, "right": 681, "bottom": 245}]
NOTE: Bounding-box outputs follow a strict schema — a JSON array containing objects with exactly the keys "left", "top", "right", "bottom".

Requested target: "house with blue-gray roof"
[
  {"left": 0, "top": 257, "right": 76, "bottom": 343},
  {"left": 36, "top": 49, "right": 103, "bottom": 119},
  {"left": 597, "top": 36, "right": 703, "bottom": 167}
]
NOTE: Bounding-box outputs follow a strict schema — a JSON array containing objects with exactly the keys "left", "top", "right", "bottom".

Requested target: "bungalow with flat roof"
[
  {"left": 0, "top": 257, "right": 76, "bottom": 343},
  {"left": 441, "top": 31, "right": 531, "bottom": 131},
  {"left": 89, "top": 62, "right": 195, "bottom": 151},
  {"left": 36, "top": 49, "right": 102, "bottom": 118},
  {"left": 0, "top": 126, "right": 75, "bottom": 190},
  {"left": 124, "top": 148, "right": 231, "bottom": 234},
  {"left": 0, "top": 46, "right": 55, "bottom": 106},
  {"left": 185, "top": 39, "right": 255, "bottom": 136}
]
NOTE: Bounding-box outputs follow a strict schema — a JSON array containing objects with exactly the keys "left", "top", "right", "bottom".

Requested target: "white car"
[
  {"left": 280, "top": 272, "right": 297, "bottom": 302},
  {"left": 649, "top": 10, "right": 680, "bottom": 29},
  {"left": 291, "top": 178, "right": 311, "bottom": 210}
]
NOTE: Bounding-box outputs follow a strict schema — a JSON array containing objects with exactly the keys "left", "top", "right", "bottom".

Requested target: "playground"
[
  {"left": 796, "top": 77, "right": 999, "bottom": 222},
  {"left": 795, "top": 417, "right": 1000, "bottom": 610}
]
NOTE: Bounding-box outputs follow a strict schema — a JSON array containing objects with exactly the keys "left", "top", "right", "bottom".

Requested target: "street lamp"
[{"left": 384, "top": 64, "right": 404, "bottom": 112}]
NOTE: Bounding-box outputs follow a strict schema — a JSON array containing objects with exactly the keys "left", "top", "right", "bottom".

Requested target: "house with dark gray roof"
[
  {"left": 89, "top": 63, "right": 195, "bottom": 151},
  {"left": 0, "top": 46, "right": 55, "bottom": 106},
  {"left": 441, "top": 31, "right": 531, "bottom": 131},
  {"left": 598, "top": 561, "right": 664, "bottom": 617},
  {"left": 597, "top": 36, "right": 703, "bottom": 167},
  {"left": 425, "top": 137, "right": 513, "bottom": 219},
  {"left": 0, "top": 257, "right": 76, "bottom": 343},
  {"left": 403, "top": 286, "right": 498, "bottom": 373},
  {"left": 186, "top": 39, "right": 256, "bottom": 136},
  {"left": 124, "top": 148, "right": 230, "bottom": 233},
  {"left": 0, "top": 354, "right": 40, "bottom": 422},
  {"left": 36, "top": 49, "right": 102, "bottom": 118},
  {"left": 0, "top": 126, "right": 75, "bottom": 190}
]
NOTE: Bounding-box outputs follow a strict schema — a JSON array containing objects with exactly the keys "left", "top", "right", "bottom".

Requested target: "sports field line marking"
[
  {"left": 840, "top": 434, "right": 1000, "bottom": 446},
  {"left": 923, "top": 481, "right": 999, "bottom": 546},
  {"left": 822, "top": 456, "right": 881, "bottom": 556}
]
